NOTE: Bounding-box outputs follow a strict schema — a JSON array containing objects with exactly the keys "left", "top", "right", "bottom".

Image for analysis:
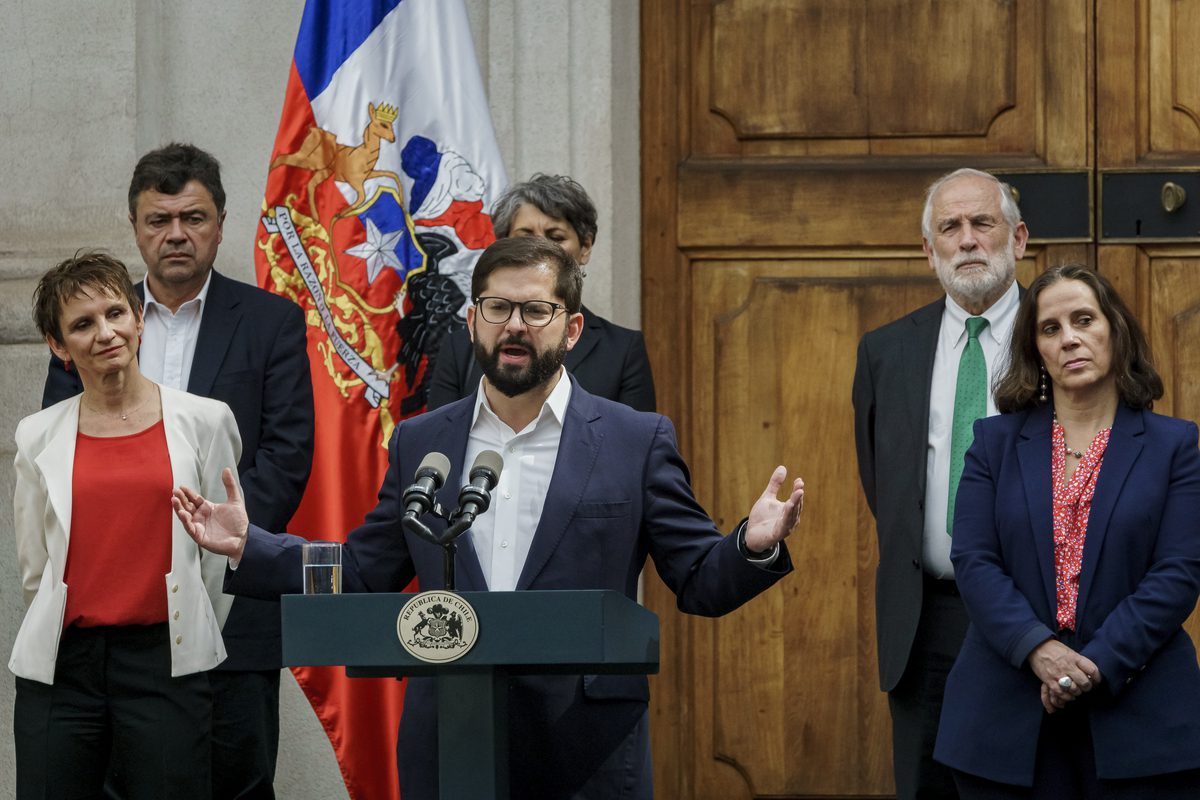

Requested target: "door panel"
[
  {"left": 709, "top": 2, "right": 1015, "bottom": 139},
  {"left": 691, "top": 258, "right": 935, "bottom": 795},
  {"left": 1099, "top": 0, "right": 1200, "bottom": 164},
  {"left": 644, "top": 1, "right": 1200, "bottom": 797},
  {"left": 690, "top": 0, "right": 1088, "bottom": 161}
]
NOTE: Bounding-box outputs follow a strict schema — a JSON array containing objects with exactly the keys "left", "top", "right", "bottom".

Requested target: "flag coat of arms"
[{"left": 255, "top": 1, "right": 505, "bottom": 796}]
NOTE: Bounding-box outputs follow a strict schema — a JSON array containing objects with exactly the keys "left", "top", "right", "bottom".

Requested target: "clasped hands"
[{"left": 1028, "top": 638, "right": 1103, "bottom": 714}]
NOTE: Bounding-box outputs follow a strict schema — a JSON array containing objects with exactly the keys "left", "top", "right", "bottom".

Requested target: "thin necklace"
[
  {"left": 1053, "top": 412, "right": 1085, "bottom": 459},
  {"left": 84, "top": 390, "right": 152, "bottom": 421}
]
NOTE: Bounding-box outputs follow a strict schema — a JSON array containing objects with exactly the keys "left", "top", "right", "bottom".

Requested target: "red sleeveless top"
[{"left": 63, "top": 419, "right": 173, "bottom": 629}]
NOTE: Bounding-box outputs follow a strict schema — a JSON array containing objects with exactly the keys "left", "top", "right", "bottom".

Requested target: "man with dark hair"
[
  {"left": 126, "top": 142, "right": 227, "bottom": 218},
  {"left": 428, "top": 173, "right": 656, "bottom": 412},
  {"left": 174, "top": 235, "right": 803, "bottom": 799},
  {"left": 43, "top": 142, "right": 315, "bottom": 800},
  {"left": 853, "top": 168, "right": 1028, "bottom": 799}
]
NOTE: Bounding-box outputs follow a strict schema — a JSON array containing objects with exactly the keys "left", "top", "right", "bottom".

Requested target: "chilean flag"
[{"left": 255, "top": 1, "right": 505, "bottom": 796}]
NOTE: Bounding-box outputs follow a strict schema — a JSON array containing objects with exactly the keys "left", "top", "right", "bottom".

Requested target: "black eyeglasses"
[{"left": 474, "top": 296, "right": 566, "bottom": 327}]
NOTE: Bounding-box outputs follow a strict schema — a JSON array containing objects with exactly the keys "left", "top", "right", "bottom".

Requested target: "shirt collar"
[
  {"left": 944, "top": 279, "right": 1019, "bottom": 347},
  {"left": 143, "top": 269, "right": 213, "bottom": 314},
  {"left": 470, "top": 366, "right": 573, "bottom": 436}
]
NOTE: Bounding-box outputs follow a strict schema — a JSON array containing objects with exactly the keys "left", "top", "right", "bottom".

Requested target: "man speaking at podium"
[{"left": 174, "top": 236, "right": 805, "bottom": 799}]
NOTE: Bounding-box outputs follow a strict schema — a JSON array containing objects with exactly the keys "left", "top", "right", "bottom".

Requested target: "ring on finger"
[{"left": 1058, "top": 676, "right": 1073, "bottom": 690}]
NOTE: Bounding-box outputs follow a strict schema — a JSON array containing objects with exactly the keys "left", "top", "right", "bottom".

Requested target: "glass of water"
[{"left": 302, "top": 541, "right": 342, "bottom": 594}]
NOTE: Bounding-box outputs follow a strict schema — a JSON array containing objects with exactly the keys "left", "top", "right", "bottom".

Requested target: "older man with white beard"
[{"left": 853, "top": 169, "right": 1029, "bottom": 800}]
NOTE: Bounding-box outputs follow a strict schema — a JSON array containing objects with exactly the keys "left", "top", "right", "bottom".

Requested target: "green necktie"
[{"left": 947, "top": 316, "right": 989, "bottom": 535}]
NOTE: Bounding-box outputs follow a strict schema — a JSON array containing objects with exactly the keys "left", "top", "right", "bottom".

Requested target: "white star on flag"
[{"left": 346, "top": 217, "right": 404, "bottom": 283}]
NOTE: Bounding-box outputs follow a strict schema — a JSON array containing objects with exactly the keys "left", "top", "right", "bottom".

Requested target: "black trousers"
[
  {"left": 888, "top": 576, "right": 970, "bottom": 800},
  {"left": 954, "top": 704, "right": 1200, "bottom": 799},
  {"left": 210, "top": 669, "right": 282, "bottom": 800},
  {"left": 14, "top": 623, "right": 212, "bottom": 800}
]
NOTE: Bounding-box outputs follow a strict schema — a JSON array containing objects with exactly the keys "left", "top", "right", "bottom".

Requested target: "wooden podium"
[{"left": 281, "top": 590, "right": 660, "bottom": 799}]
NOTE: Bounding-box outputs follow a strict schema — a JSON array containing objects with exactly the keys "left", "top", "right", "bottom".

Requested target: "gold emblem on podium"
[{"left": 397, "top": 591, "right": 479, "bottom": 663}]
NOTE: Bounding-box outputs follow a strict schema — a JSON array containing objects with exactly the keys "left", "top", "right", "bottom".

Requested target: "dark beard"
[{"left": 473, "top": 330, "right": 567, "bottom": 398}]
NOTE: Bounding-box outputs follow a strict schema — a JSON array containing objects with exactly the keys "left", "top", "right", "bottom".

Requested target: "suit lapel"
[
  {"left": 187, "top": 271, "right": 240, "bottom": 395},
  {"left": 434, "top": 399, "right": 489, "bottom": 591},
  {"left": 895, "top": 299, "right": 942, "bottom": 557},
  {"left": 902, "top": 300, "right": 944, "bottom": 498},
  {"left": 34, "top": 398, "right": 82, "bottom": 532},
  {"left": 134, "top": 283, "right": 147, "bottom": 358},
  {"left": 1076, "top": 404, "right": 1143, "bottom": 616},
  {"left": 159, "top": 385, "right": 201, "bottom": 493},
  {"left": 516, "top": 381, "right": 601, "bottom": 589},
  {"left": 1016, "top": 405, "right": 1058, "bottom": 615}
]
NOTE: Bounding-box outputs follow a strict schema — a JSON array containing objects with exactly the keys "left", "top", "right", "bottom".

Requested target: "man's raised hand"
[
  {"left": 173, "top": 467, "right": 250, "bottom": 562},
  {"left": 744, "top": 466, "right": 806, "bottom": 554}
]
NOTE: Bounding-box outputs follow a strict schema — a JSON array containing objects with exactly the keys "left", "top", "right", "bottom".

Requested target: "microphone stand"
[
  {"left": 402, "top": 508, "right": 476, "bottom": 591},
  {"left": 402, "top": 451, "right": 500, "bottom": 591},
  {"left": 443, "top": 541, "right": 457, "bottom": 590}
]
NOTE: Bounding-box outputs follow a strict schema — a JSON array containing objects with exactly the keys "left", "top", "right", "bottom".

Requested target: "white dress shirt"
[
  {"left": 139, "top": 272, "right": 213, "bottom": 390},
  {"left": 922, "top": 280, "right": 1019, "bottom": 578},
  {"left": 464, "top": 367, "right": 572, "bottom": 591}
]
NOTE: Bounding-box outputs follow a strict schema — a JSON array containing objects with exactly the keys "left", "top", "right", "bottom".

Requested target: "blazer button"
[
  {"left": 175, "top": 635, "right": 183, "bottom": 645},
  {"left": 912, "top": 559, "right": 920, "bottom": 569},
  {"left": 171, "top": 584, "right": 179, "bottom": 593}
]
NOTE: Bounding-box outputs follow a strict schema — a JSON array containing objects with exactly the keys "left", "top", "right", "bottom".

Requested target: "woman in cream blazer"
[
  {"left": 11, "top": 384, "right": 238, "bottom": 680},
  {"left": 10, "top": 251, "right": 240, "bottom": 800}
]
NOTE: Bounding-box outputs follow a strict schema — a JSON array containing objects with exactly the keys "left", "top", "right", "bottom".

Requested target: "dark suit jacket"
[
  {"left": 42, "top": 269, "right": 314, "bottom": 670},
  {"left": 227, "top": 378, "right": 790, "bottom": 798},
  {"left": 935, "top": 404, "right": 1200, "bottom": 784},
  {"left": 426, "top": 305, "right": 657, "bottom": 412},
  {"left": 852, "top": 297, "right": 945, "bottom": 692}
]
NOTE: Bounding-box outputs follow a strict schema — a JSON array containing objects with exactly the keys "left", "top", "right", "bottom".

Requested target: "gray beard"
[{"left": 936, "top": 244, "right": 1016, "bottom": 311}]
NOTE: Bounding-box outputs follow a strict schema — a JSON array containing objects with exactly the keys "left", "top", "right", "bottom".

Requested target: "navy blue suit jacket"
[
  {"left": 935, "top": 403, "right": 1200, "bottom": 784},
  {"left": 42, "top": 269, "right": 315, "bottom": 670},
  {"left": 427, "top": 305, "right": 657, "bottom": 412},
  {"left": 227, "top": 378, "right": 790, "bottom": 798}
]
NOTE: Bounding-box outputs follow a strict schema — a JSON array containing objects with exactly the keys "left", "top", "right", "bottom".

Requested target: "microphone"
[
  {"left": 403, "top": 452, "right": 451, "bottom": 517},
  {"left": 452, "top": 450, "right": 504, "bottom": 524}
]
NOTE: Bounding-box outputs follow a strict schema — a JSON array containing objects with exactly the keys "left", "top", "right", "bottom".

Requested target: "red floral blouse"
[{"left": 1051, "top": 419, "right": 1112, "bottom": 631}]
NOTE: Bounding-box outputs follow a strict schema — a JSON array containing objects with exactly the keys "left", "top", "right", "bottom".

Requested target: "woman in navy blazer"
[{"left": 934, "top": 264, "right": 1200, "bottom": 797}]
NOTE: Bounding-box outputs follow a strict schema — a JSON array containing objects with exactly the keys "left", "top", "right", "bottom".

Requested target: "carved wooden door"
[{"left": 641, "top": 2, "right": 1200, "bottom": 797}]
